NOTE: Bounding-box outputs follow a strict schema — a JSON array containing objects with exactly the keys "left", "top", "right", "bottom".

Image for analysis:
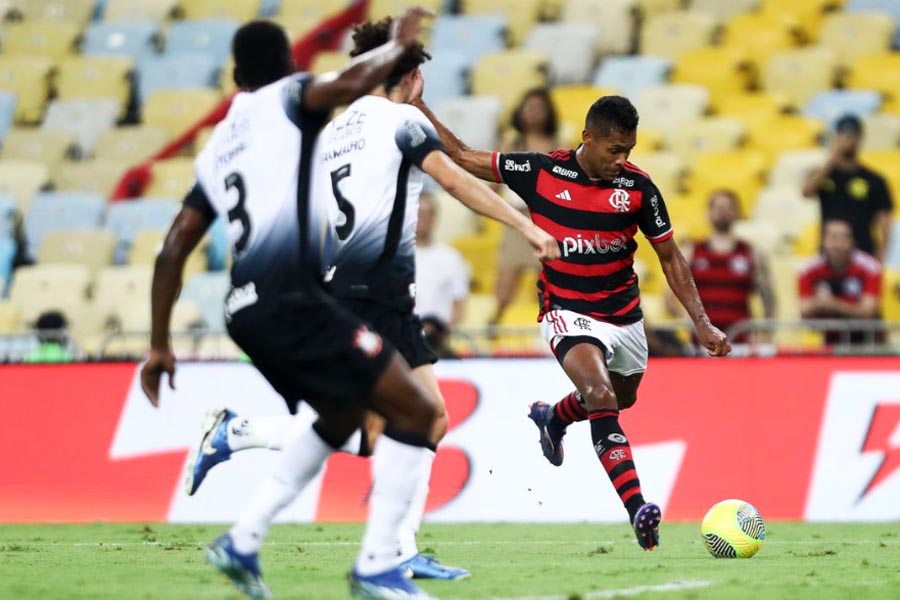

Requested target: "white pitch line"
[{"left": 478, "top": 579, "right": 713, "bottom": 600}]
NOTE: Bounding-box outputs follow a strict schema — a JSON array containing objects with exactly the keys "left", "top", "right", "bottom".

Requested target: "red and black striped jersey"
[
  {"left": 491, "top": 148, "right": 674, "bottom": 325},
  {"left": 691, "top": 239, "right": 755, "bottom": 334},
  {"left": 799, "top": 250, "right": 882, "bottom": 303}
]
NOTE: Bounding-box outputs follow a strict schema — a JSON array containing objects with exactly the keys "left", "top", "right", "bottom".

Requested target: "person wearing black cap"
[{"left": 802, "top": 113, "right": 893, "bottom": 262}]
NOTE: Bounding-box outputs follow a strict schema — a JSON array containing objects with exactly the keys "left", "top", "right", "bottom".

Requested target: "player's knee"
[
  {"left": 617, "top": 392, "right": 638, "bottom": 410},
  {"left": 581, "top": 384, "right": 618, "bottom": 411}
]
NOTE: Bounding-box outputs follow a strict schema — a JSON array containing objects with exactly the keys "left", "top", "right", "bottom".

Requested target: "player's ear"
[{"left": 581, "top": 128, "right": 592, "bottom": 145}]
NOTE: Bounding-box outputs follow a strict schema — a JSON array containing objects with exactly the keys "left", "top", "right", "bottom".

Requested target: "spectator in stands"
[
  {"left": 665, "top": 189, "right": 775, "bottom": 343},
  {"left": 414, "top": 192, "right": 470, "bottom": 357},
  {"left": 26, "top": 311, "right": 73, "bottom": 363},
  {"left": 799, "top": 219, "right": 883, "bottom": 345},
  {"left": 802, "top": 114, "right": 893, "bottom": 262},
  {"left": 491, "top": 88, "right": 560, "bottom": 325}
]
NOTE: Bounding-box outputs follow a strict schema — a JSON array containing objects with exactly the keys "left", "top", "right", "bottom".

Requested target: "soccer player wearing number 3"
[{"left": 411, "top": 86, "right": 732, "bottom": 550}]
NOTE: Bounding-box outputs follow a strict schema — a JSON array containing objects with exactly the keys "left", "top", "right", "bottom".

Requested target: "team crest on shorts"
[{"left": 354, "top": 326, "right": 383, "bottom": 358}]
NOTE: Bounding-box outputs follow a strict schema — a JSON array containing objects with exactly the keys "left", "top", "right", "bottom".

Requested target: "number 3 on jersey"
[
  {"left": 331, "top": 164, "right": 355, "bottom": 240},
  {"left": 225, "top": 172, "right": 250, "bottom": 254}
]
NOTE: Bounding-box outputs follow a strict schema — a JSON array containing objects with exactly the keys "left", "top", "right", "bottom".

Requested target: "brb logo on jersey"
[
  {"left": 562, "top": 233, "right": 629, "bottom": 257},
  {"left": 609, "top": 189, "right": 631, "bottom": 212}
]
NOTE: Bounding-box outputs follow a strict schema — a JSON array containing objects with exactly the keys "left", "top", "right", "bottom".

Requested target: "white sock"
[
  {"left": 227, "top": 416, "right": 295, "bottom": 451},
  {"left": 230, "top": 421, "right": 333, "bottom": 554},
  {"left": 355, "top": 435, "right": 435, "bottom": 576},
  {"left": 397, "top": 478, "right": 429, "bottom": 561},
  {"left": 340, "top": 429, "right": 362, "bottom": 455}
]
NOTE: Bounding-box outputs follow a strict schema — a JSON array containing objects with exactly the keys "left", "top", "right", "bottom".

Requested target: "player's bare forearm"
[{"left": 410, "top": 97, "right": 496, "bottom": 182}]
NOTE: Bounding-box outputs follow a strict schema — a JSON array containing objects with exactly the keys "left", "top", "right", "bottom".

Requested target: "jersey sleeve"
[
  {"left": 280, "top": 73, "right": 331, "bottom": 130},
  {"left": 183, "top": 180, "right": 217, "bottom": 224},
  {"left": 492, "top": 152, "right": 541, "bottom": 200},
  {"left": 393, "top": 108, "right": 445, "bottom": 168},
  {"left": 637, "top": 182, "right": 674, "bottom": 244}
]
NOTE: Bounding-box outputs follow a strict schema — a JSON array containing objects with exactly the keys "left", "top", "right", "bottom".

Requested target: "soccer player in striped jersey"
[{"left": 412, "top": 90, "right": 731, "bottom": 550}]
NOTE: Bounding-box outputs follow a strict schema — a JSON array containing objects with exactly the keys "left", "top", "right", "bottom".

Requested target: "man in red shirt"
[
  {"left": 799, "top": 219, "right": 883, "bottom": 345},
  {"left": 412, "top": 81, "right": 730, "bottom": 551}
]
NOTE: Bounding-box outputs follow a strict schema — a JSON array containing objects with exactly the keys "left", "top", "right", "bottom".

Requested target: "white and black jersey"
[
  {"left": 185, "top": 73, "right": 334, "bottom": 311},
  {"left": 311, "top": 95, "right": 444, "bottom": 311}
]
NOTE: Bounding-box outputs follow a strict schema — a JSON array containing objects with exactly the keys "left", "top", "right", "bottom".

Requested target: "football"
[{"left": 701, "top": 499, "right": 766, "bottom": 558}]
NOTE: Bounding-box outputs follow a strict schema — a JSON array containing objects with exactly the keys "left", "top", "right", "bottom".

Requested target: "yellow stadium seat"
[
  {"left": 114, "top": 299, "right": 202, "bottom": 332},
  {"left": 715, "top": 92, "right": 791, "bottom": 125},
  {"left": 271, "top": 14, "right": 328, "bottom": 45},
  {"left": 310, "top": 51, "right": 347, "bottom": 75},
  {"left": 685, "top": 150, "right": 768, "bottom": 216},
  {"left": 9, "top": 264, "right": 92, "bottom": 321},
  {"left": 179, "top": 0, "right": 260, "bottom": 21},
  {"left": 37, "top": 230, "right": 116, "bottom": 274},
  {"left": 53, "top": 159, "right": 131, "bottom": 196},
  {"left": 561, "top": 0, "right": 637, "bottom": 55},
  {"left": 498, "top": 301, "right": 539, "bottom": 327},
  {"left": 883, "top": 268, "right": 900, "bottom": 323},
  {"left": 56, "top": 56, "right": 133, "bottom": 119},
  {"left": 753, "top": 187, "right": 819, "bottom": 247},
  {"left": 846, "top": 53, "right": 900, "bottom": 113},
  {"left": 462, "top": 0, "right": 542, "bottom": 45},
  {"left": 102, "top": 0, "right": 178, "bottom": 20},
  {"left": 689, "top": 0, "right": 760, "bottom": 21},
  {"left": 0, "top": 301, "right": 21, "bottom": 334},
  {"left": 0, "top": 56, "right": 54, "bottom": 124},
  {"left": 12, "top": 0, "right": 96, "bottom": 24},
  {"left": 129, "top": 229, "right": 208, "bottom": 278},
  {"left": 668, "top": 117, "right": 746, "bottom": 161},
  {"left": 277, "top": 0, "right": 339, "bottom": 19},
  {"left": 770, "top": 256, "right": 804, "bottom": 325},
  {"left": 760, "top": 0, "right": 844, "bottom": 41},
  {"left": 636, "top": 0, "right": 682, "bottom": 17},
  {"left": 636, "top": 84, "right": 709, "bottom": 138},
  {"left": 762, "top": 46, "right": 837, "bottom": 109},
  {"left": 862, "top": 113, "right": 900, "bottom": 151},
  {"left": 640, "top": 11, "right": 718, "bottom": 61},
  {"left": 451, "top": 234, "right": 499, "bottom": 294},
  {"left": 0, "top": 160, "right": 50, "bottom": 212},
  {"left": 145, "top": 158, "right": 195, "bottom": 199},
  {"left": 793, "top": 221, "right": 821, "bottom": 258},
  {"left": 471, "top": 50, "right": 548, "bottom": 121},
  {"left": 0, "top": 128, "right": 75, "bottom": 167},
  {"left": 746, "top": 114, "right": 824, "bottom": 164},
  {"left": 94, "top": 265, "right": 152, "bottom": 305},
  {"left": 219, "top": 56, "right": 237, "bottom": 95},
  {"left": 459, "top": 293, "right": 497, "bottom": 329},
  {"left": 432, "top": 190, "right": 479, "bottom": 244},
  {"left": 860, "top": 150, "right": 900, "bottom": 202},
  {"left": 193, "top": 125, "right": 216, "bottom": 155},
  {"left": 721, "top": 12, "right": 803, "bottom": 70},
  {"left": 627, "top": 151, "right": 685, "bottom": 197},
  {"left": 819, "top": 12, "right": 896, "bottom": 68},
  {"left": 94, "top": 125, "right": 169, "bottom": 164},
  {"left": 634, "top": 127, "right": 664, "bottom": 153},
  {"left": 550, "top": 85, "right": 619, "bottom": 147},
  {"left": 672, "top": 47, "right": 754, "bottom": 109},
  {"left": 368, "top": 0, "right": 443, "bottom": 20},
  {"left": 768, "top": 148, "right": 829, "bottom": 189},
  {"left": 663, "top": 192, "right": 711, "bottom": 242},
  {"left": 3, "top": 21, "right": 80, "bottom": 61},
  {"left": 143, "top": 89, "right": 222, "bottom": 138}
]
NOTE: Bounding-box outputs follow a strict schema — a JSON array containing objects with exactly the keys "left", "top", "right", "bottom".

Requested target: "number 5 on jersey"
[{"left": 331, "top": 164, "right": 355, "bottom": 240}]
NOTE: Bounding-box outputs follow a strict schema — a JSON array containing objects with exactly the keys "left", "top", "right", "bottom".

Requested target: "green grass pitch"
[{"left": 2, "top": 522, "right": 900, "bottom": 599}]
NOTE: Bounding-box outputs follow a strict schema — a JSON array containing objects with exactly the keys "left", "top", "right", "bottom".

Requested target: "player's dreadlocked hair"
[{"left": 350, "top": 17, "right": 431, "bottom": 92}]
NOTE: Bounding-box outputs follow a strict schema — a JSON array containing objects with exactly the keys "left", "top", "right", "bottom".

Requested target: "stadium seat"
[
  {"left": 0, "top": 128, "right": 75, "bottom": 167},
  {"left": 715, "top": 92, "right": 791, "bottom": 126},
  {"left": 762, "top": 47, "right": 837, "bottom": 108},
  {"left": 129, "top": 228, "right": 208, "bottom": 278},
  {"left": 846, "top": 53, "right": 900, "bottom": 113},
  {"left": 309, "top": 51, "right": 346, "bottom": 75},
  {"left": 193, "top": 125, "right": 215, "bottom": 154},
  {"left": 145, "top": 158, "right": 195, "bottom": 199},
  {"left": 668, "top": 117, "right": 746, "bottom": 161},
  {"left": 803, "top": 90, "right": 882, "bottom": 129},
  {"left": 23, "top": 191, "right": 105, "bottom": 259},
  {"left": 37, "top": 230, "right": 116, "bottom": 274},
  {"left": 861, "top": 113, "right": 900, "bottom": 151},
  {"left": 634, "top": 127, "right": 664, "bottom": 153},
  {"left": 885, "top": 222, "right": 900, "bottom": 269},
  {"left": 271, "top": 14, "right": 327, "bottom": 43},
  {"left": 732, "top": 219, "right": 783, "bottom": 256},
  {"left": 53, "top": 159, "right": 131, "bottom": 197},
  {"left": 0, "top": 194, "right": 16, "bottom": 239},
  {"left": 102, "top": 0, "right": 178, "bottom": 21},
  {"left": 746, "top": 115, "right": 825, "bottom": 164},
  {"left": 818, "top": 11, "right": 896, "bottom": 67},
  {"left": 458, "top": 293, "right": 497, "bottom": 329},
  {"left": 550, "top": 85, "right": 620, "bottom": 147},
  {"left": 752, "top": 186, "right": 820, "bottom": 244},
  {"left": 859, "top": 150, "right": 900, "bottom": 201},
  {"left": 686, "top": 150, "right": 768, "bottom": 216},
  {"left": 143, "top": 89, "right": 222, "bottom": 137},
  {"left": 593, "top": 55, "right": 670, "bottom": 102},
  {"left": 431, "top": 190, "right": 480, "bottom": 244},
  {"left": 471, "top": 49, "right": 548, "bottom": 120},
  {"left": 690, "top": 0, "right": 760, "bottom": 21},
  {"left": 9, "top": 264, "right": 92, "bottom": 319},
  {"left": 0, "top": 237, "right": 14, "bottom": 297},
  {"left": 430, "top": 15, "right": 507, "bottom": 70},
  {"left": 2, "top": 20, "right": 81, "bottom": 62},
  {"left": 0, "top": 92, "right": 15, "bottom": 143},
  {"left": 626, "top": 151, "right": 685, "bottom": 197},
  {"left": 104, "top": 199, "right": 180, "bottom": 263},
  {"left": 433, "top": 96, "right": 502, "bottom": 155},
  {"left": 663, "top": 193, "right": 711, "bottom": 241},
  {"left": 164, "top": 19, "right": 240, "bottom": 67},
  {"left": 206, "top": 217, "right": 228, "bottom": 271},
  {"left": 0, "top": 160, "right": 50, "bottom": 212},
  {"left": 181, "top": 271, "right": 229, "bottom": 332},
  {"left": 55, "top": 56, "right": 134, "bottom": 119},
  {"left": 721, "top": 12, "right": 803, "bottom": 70},
  {"left": 12, "top": 0, "right": 96, "bottom": 24},
  {"left": 672, "top": 47, "right": 753, "bottom": 109},
  {"left": 82, "top": 21, "right": 160, "bottom": 63},
  {"left": 760, "top": 0, "right": 843, "bottom": 40},
  {"left": 451, "top": 233, "right": 499, "bottom": 293},
  {"left": 847, "top": 0, "right": 900, "bottom": 46},
  {"left": 182, "top": 0, "right": 261, "bottom": 20},
  {"left": 793, "top": 221, "right": 821, "bottom": 258},
  {"left": 767, "top": 148, "right": 829, "bottom": 189},
  {"left": 419, "top": 52, "right": 469, "bottom": 107},
  {"left": 640, "top": 11, "right": 719, "bottom": 61},
  {"left": 137, "top": 54, "right": 219, "bottom": 104},
  {"left": 94, "top": 125, "right": 169, "bottom": 163},
  {"left": 635, "top": 84, "right": 709, "bottom": 138},
  {"left": 94, "top": 265, "right": 153, "bottom": 308},
  {"left": 462, "top": 0, "right": 543, "bottom": 46},
  {"left": 115, "top": 299, "right": 203, "bottom": 333},
  {"left": 277, "top": 0, "right": 340, "bottom": 20},
  {"left": 883, "top": 268, "right": 900, "bottom": 330},
  {"left": 562, "top": 0, "right": 637, "bottom": 55},
  {"left": 524, "top": 23, "right": 599, "bottom": 85},
  {"left": 0, "top": 301, "right": 20, "bottom": 334},
  {"left": 0, "top": 56, "right": 54, "bottom": 124},
  {"left": 41, "top": 99, "right": 120, "bottom": 155}
]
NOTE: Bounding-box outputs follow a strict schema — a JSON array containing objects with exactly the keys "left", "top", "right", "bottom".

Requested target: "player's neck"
[
  {"left": 574, "top": 146, "right": 604, "bottom": 180},
  {"left": 708, "top": 232, "right": 736, "bottom": 253}
]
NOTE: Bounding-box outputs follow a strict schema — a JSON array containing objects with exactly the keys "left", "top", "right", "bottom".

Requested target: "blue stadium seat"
[
  {"left": 430, "top": 15, "right": 507, "bottom": 70},
  {"left": 104, "top": 199, "right": 180, "bottom": 264},
  {"left": 846, "top": 0, "right": 900, "bottom": 47},
  {"left": 82, "top": 21, "right": 159, "bottom": 62},
  {"left": 0, "top": 195, "right": 17, "bottom": 240},
  {"left": 137, "top": 53, "right": 219, "bottom": 104},
  {"left": 259, "top": 0, "right": 281, "bottom": 16},
  {"left": 24, "top": 192, "right": 106, "bottom": 260},
  {"left": 802, "top": 89, "right": 882, "bottom": 129},
  {"left": 594, "top": 55, "right": 672, "bottom": 101},
  {"left": 180, "top": 271, "right": 229, "bottom": 332},
  {"left": 0, "top": 237, "right": 14, "bottom": 297},
  {"left": 0, "top": 93, "right": 16, "bottom": 144},
  {"left": 420, "top": 52, "right": 469, "bottom": 106},
  {"left": 886, "top": 220, "right": 900, "bottom": 270},
  {"left": 207, "top": 216, "right": 228, "bottom": 271},
  {"left": 164, "top": 19, "right": 239, "bottom": 68}
]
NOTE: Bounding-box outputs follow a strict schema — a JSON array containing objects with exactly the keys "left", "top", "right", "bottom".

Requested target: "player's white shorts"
[{"left": 540, "top": 309, "right": 648, "bottom": 376}]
